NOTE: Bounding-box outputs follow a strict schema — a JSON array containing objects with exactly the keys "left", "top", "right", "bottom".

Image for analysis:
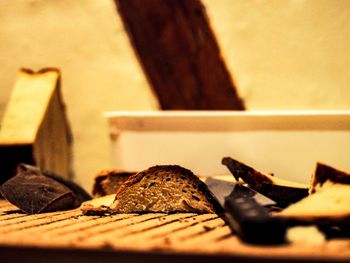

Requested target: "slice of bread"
[
  {"left": 278, "top": 163, "right": 350, "bottom": 224},
  {"left": 278, "top": 183, "right": 350, "bottom": 224},
  {"left": 92, "top": 169, "right": 136, "bottom": 197},
  {"left": 109, "top": 165, "right": 216, "bottom": 214}
]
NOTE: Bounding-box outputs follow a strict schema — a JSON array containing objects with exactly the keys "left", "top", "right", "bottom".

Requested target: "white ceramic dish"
[{"left": 104, "top": 110, "right": 350, "bottom": 184}]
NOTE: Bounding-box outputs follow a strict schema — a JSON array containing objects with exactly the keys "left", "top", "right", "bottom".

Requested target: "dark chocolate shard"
[
  {"left": 0, "top": 164, "right": 91, "bottom": 214},
  {"left": 16, "top": 164, "right": 91, "bottom": 205},
  {"left": 0, "top": 172, "right": 74, "bottom": 214}
]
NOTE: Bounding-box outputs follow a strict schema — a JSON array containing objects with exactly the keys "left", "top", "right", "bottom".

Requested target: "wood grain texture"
[
  {"left": 114, "top": 0, "right": 245, "bottom": 110},
  {"left": 0, "top": 200, "right": 349, "bottom": 263}
]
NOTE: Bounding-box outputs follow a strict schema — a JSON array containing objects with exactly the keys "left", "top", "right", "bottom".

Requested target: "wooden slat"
[
  {"left": 165, "top": 217, "right": 226, "bottom": 244},
  {"left": 179, "top": 225, "right": 230, "bottom": 245},
  {"left": 0, "top": 210, "right": 81, "bottom": 233},
  {"left": 82, "top": 213, "right": 196, "bottom": 248},
  {"left": 46, "top": 214, "right": 138, "bottom": 238},
  {"left": 5, "top": 214, "right": 100, "bottom": 236},
  {"left": 119, "top": 214, "right": 218, "bottom": 243},
  {"left": 0, "top": 213, "right": 27, "bottom": 221},
  {"left": 114, "top": 0, "right": 245, "bottom": 110}
]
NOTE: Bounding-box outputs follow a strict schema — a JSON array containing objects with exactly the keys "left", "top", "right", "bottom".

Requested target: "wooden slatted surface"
[{"left": 0, "top": 199, "right": 349, "bottom": 262}]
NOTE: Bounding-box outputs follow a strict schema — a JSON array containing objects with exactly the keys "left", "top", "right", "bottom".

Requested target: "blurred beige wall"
[
  {"left": 204, "top": 0, "right": 350, "bottom": 109},
  {"left": 1, "top": 0, "right": 350, "bottom": 191}
]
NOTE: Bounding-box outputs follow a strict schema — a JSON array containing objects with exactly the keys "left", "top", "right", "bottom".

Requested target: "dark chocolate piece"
[
  {"left": 0, "top": 164, "right": 91, "bottom": 214},
  {"left": 18, "top": 164, "right": 91, "bottom": 205}
]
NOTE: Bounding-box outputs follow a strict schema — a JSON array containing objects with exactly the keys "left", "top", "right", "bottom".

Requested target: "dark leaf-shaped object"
[
  {"left": 222, "top": 157, "right": 308, "bottom": 207},
  {"left": 0, "top": 164, "right": 91, "bottom": 214},
  {"left": 17, "top": 164, "right": 91, "bottom": 206},
  {"left": 259, "top": 183, "right": 308, "bottom": 208}
]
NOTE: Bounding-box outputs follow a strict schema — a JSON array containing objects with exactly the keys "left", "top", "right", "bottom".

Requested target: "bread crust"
[
  {"left": 93, "top": 169, "right": 136, "bottom": 197},
  {"left": 113, "top": 165, "right": 218, "bottom": 213},
  {"left": 278, "top": 163, "right": 350, "bottom": 225},
  {"left": 310, "top": 163, "right": 350, "bottom": 194},
  {"left": 115, "top": 165, "right": 194, "bottom": 195}
]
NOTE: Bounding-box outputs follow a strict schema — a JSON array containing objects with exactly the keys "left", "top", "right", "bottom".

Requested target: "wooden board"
[{"left": 0, "top": 200, "right": 349, "bottom": 263}]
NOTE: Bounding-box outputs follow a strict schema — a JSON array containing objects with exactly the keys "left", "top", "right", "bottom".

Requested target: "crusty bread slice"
[
  {"left": 109, "top": 165, "right": 216, "bottom": 214},
  {"left": 92, "top": 169, "right": 136, "bottom": 197},
  {"left": 278, "top": 183, "right": 350, "bottom": 224},
  {"left": 278, "top": 163, "right": 350, "bottom": 224}
]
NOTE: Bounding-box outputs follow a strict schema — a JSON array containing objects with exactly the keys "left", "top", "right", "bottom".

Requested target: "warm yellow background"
[{"left": 1, "top": 0, "right": 350, "bottom": 191}]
